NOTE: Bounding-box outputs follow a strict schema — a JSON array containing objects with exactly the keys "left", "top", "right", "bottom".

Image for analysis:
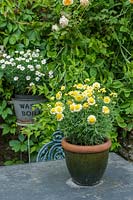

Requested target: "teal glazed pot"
[{"left": 61, "top": 138, "right": 111, "bottom": 186}]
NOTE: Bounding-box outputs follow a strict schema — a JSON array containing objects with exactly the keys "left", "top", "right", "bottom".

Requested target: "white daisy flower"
[
  {"left": 29, "top": 82, "right": 35, "bottom": 86},
  {"left": 1, "top": 64, "right": 5, "bottom": 69},
  {"left": 35, "top": 77, "right": 40, "bottom": 81},
  {"left": 41, "top": 59, "right": 46, "bottom": 64},
  {"left": 14, "top": 76, "right": 19, "bottom": 81},
  {"left": 26, "top": 76, "right": 31, "bottom": 80},
  {"left": 36, "top": 64, "right": 41, "bottom": 69}
]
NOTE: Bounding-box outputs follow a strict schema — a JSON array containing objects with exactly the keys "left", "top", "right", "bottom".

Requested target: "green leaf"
[
  {"left": 9, "top": 140, "right": 21, "bottom": 152},
  {"left": 9, "top": 35, "right": 17, "bottom": 45},
  {"left": 90, "top": 68, "right": 97, "bottom": 77}
]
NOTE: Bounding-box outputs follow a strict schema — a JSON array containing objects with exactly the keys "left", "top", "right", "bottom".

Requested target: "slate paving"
[{"left": 0, "top": 153, "right": 132, "bottom": 200}]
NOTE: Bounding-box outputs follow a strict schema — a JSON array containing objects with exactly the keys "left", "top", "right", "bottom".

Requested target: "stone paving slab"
[{"left": 0, "top": 153, "right": 132, "bottom": 200}]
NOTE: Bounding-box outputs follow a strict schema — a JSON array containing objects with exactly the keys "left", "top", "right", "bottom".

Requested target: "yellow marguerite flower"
[
  {"left": 55, "top": 101, "right": 64, "bottom": 107},
  {"left": 56, "top": 91, "right": 62, "bottom": 100},
  {"left": 103, "top": 96, "right": 111, "bottom": 104},
  {"left": 102, "top": 106, "right": 110, "bottom": 114},
  {"left": 56, "top": 113, "right": 64, "bottom": 121},
  {"left": 63, "top": 0, "right": 73, "bottom": 6},
  {"left": 92, "top": 82, "right": 100, "bottom": 90},
  {"left": 87, "top": 97, "right": 96, "bottom": 105},
  {"left": 74, "top": 94, "right": 84, "bottom": 102},
  {"left": 61, "top": 86, "right": 65, "bottom": 91},
  {"left": 70, "top": 103, "right": 76, "bottom": 112},
  {"left": 74, "top": 104, "right": 82, "bottom": 112},
  {"left": 55, "top": 106, "right": 64, "bottom": 113},
  {"left": 83, "top": 102, "right": 89, "bottom": 109},
  {"left": 87, "top": 115, "right": 96, "bottom": 124},
  {"left": 129, "top": 0, "right": 133, "bottom": 4},
  {"left": 50, "top": 107, "right": 56, "bottom": 114}
]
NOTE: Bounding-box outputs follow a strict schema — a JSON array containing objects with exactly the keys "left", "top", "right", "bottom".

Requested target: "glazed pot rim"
[{"left": 61, "top": 138, "right": 111, "bottom": 153}]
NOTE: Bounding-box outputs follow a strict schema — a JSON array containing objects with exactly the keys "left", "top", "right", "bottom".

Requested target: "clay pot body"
[{"left": 62, "top": 138, "right": 111, "bottom": 186}]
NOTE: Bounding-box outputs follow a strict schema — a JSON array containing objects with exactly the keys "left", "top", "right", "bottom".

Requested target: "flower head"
[
  {"left": 102, "top": 106, "right": 110, "bottom": 114},
  {"left": 87, "top": 115, "right": 96, "bottom": 124},
  {"left": 59, "top": 15, "right": 69, "bottom": 28},
  {"left": 63, "top": 0, "right": 73, "bottom": 6},
  {"left": 103, "top": 96, "right": 111, "bottom": 104},
  {"left": 56, "top": 91, "right": 62, "bottom": 100},
  {"left": 52, "top": 24, "right": 59, "bottom": 31},
  {"left": 80, "top": 0, "right": 90, "bottom": 7},
  {"left": 56, "top": 113, "right": 64, "bottom": 121}
]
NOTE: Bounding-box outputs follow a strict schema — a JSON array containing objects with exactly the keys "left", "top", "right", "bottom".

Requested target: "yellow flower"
[
  {"left": 63, "top": 0, "right": 73, "bottom": 6},
  {"left": 129, "top": 0, "right": 133, "bottom": 4},
  {"left": 56, "top": 91, "right": 62, "bottom": 100},
  {"left": 50, "top": 108, "right": 56, "bottom": 114},
  {"left": 83, "top": 102, "right": 89, "bottom": 109},
  {"left": 74, "top": 94, "right": 84, "bottom": 102},
  {"left": 56, "top": 113, "right": 64, "bottom": 121},
  {"left": 92, "top": 82, "right": 100, "bottom": 90},
  {"left": 70, "top": 103, "right": 76, "bottom": 112},
  {"left": 55, "top": 101, "right": 64, "bottom": 107},
  {"left": 74, "top": 104, "right": 82, "bottom": 112},
  {"left": 87, "top": 115, "right": 96, "bottom": 124},
  {"left": 87, "top": 97, "right": 96, "bottom": 105},
  {"left": 61, "top": 86, "right": 65, "bottom": 91},
  {"left": 102, "top": 106, "right": 110, "bottom": 114},
  {"left": 103, "top": 96, "right": 111, "bottom": 104},
  {"left": 55, "top": 106, "right": 64, "bottom": 113}
]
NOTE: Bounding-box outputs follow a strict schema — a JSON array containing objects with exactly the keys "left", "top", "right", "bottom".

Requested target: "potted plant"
[
  {"left": 0, "top": 49, "right": 53, "bottom": 123},
  {"left": 47, "top": 80, "right": 117, "bottom": 186}
]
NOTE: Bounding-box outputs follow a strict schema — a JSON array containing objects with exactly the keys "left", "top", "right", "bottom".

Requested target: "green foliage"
[{"left": 0, "top": 0, "right": 132, "bottom": 158}]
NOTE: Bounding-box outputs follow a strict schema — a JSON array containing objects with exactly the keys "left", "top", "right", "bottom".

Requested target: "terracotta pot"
[{"left": 62, "top": 138, "right": 111, "bottom": 186}]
